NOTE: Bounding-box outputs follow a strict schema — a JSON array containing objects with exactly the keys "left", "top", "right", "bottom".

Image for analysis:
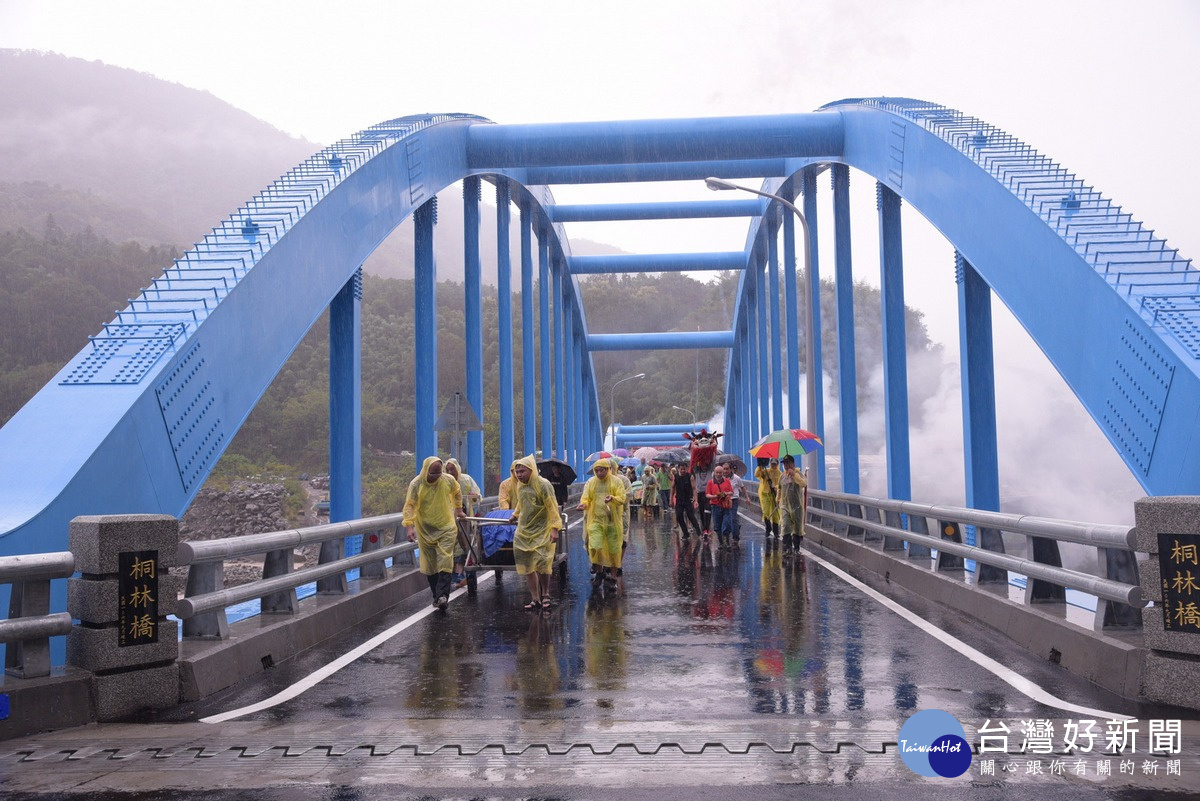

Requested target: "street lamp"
[
  {"left": 705, "top": 177, "right": 819, "bottom": 474},
  {"left": 671, "top": 405, "right": 697, "bottom": 431},
  {"left": 609, "top": 372, "right": 645, "bottom": 448}
]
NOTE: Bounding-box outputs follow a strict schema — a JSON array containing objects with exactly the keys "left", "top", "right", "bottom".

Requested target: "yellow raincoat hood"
[{"left": 512, "top": 453, "right": 540, "bottom": 483}]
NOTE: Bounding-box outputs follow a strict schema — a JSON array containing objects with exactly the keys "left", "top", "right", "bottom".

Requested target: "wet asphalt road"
[
  {"left": 3, "top": 511, "right": 1199, "bottom": 799},
  {"left": 176, "top": 510, "right": 1140, "bottom": 727}
]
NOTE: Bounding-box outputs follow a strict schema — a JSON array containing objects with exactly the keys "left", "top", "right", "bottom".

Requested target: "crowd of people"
[{"left": 399, "top": 442, "right": 809, "bottom": 613}]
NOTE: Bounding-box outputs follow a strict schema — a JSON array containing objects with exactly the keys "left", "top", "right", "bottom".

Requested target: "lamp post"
[
  {"left": 671, "top": 405, "right": 697, "bottom": 431},
  {"left": 705, "top": 177, "right": 819, "bottom": 474},
  {"left": 609, "top": 372, "right": 645, "bottom": 449}
]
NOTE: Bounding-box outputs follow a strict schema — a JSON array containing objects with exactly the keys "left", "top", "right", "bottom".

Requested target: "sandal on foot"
[
  {"left": 524, "top": 599, "right": 540, "bottom": 611},
  {"left": 541, "top": 596, "right": 552, "bottom": 609}
]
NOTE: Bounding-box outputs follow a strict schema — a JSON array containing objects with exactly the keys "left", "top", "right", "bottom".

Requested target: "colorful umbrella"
[
  {"left": 585, "top": 450, "right": 615, "bottom": 462},
  {"left": 611, "top": 448, "right": 632, "bottom": 457},
  {"left": 633, "top": 446, "right": 659, "bottom": 461},
  {"left": 748, "top": 428, "right": 824, "bottom": 459}
]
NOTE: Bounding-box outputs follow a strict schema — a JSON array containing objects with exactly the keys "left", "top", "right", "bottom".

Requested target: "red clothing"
[{"left": 706, "top": 478, "right": 734, "bottom": 509}]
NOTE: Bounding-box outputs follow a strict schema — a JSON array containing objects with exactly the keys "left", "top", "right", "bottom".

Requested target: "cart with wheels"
[{"left": 458, "top": 511, "right": 569, "bottom": 594}]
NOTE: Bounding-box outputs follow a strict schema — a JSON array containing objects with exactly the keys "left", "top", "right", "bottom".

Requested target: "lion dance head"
[{"left": 683, "top": 428, "right": 722, "bottom": 476}]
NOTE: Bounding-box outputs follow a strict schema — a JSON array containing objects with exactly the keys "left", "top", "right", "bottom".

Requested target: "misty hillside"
[{"left": 0, "top": 49, "right": 623, "bottom": 282}]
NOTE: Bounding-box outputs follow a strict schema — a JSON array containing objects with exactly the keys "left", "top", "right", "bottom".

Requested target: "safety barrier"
[
  {"left": 176, "top": 513, "right": 415, "bottom": 638},
  {"left": 0, "top": 552, "right": 75, "bottom": 678},
  {"left": 802, "top": 488, "right": 1143, "bottom": 633}
]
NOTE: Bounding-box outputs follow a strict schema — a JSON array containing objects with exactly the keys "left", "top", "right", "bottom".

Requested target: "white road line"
[
  {"left": 203, "top": 514, "right": 582, "bottom": 724},
  {"left": 200, "top": 572, "right": 495, "bottom": 723},
  {"left": 800, "top": 547, "right": 1133, "bottom": 721}
]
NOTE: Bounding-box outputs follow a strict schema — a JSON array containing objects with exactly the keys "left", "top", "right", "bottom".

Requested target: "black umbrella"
[
  {"left": 536, "top": 458, "right": 577, "bottom": 485},
  {"left": 652, "top": 447, "right": 691, "bottom": 465},
  {"left": 714, "top": 452, "right": 748, "bottom": 477}
]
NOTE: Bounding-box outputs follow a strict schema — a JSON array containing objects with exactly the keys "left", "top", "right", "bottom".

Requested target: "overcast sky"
[{"left": 2, "top": 0, "right": 1197, "bottom": 520}]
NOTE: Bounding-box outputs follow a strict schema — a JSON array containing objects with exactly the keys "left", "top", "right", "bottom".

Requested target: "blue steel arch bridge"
[{"left": 1, "top": 97, "right": 1198, "bottom": 609}]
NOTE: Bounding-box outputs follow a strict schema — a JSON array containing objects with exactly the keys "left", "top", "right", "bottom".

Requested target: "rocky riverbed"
[{"left": 178, "top": 477, "right": 327, "bottom": 587}]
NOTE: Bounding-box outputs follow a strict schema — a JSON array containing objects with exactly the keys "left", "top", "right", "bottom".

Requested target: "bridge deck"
[{"left": 2, "top": 515, "right": 1197, "bottom": 797}]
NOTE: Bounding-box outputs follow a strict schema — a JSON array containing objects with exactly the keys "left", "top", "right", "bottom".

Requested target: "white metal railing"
[
  {"left": 0, "top": 552, "right": 75, "bottom": 677},
  {"left": 176, "top": 512, "right": 415, "bottom": 638},
  {"left": 741, "top": 479, "right": 1143, "bottom": 632}
]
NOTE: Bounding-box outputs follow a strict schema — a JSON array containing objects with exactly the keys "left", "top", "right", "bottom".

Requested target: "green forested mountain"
[
  {"left": 0, "top": 49, "right": 619, "bottom": 284},
  {"left": 0, "top": 217, "right": 943, "bottom": 497}
]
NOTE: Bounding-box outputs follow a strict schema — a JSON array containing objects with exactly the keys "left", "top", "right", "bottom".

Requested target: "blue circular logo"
[{"left": 897, "top": 709, "right": 972, "bottom": 778}]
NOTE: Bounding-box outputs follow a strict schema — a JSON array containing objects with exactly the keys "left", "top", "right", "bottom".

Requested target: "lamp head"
[{"left": 705, "top": 177, "right": 738, "bottom": 192}]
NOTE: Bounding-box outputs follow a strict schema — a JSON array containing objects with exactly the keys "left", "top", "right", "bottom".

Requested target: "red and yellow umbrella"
[{"left": 748, "top": 428, "right": 823, "bottom": 459}]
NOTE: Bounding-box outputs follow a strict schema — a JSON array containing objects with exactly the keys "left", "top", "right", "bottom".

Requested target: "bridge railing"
[
  {"left": 801, "top": 487, "right": 1143, "bottom": 633},
  {"left": 0, "top": 552, "right": 76, "bottom": 678},
  {"left": 176, "top": 512, "right": 417, "bottom": 639}
]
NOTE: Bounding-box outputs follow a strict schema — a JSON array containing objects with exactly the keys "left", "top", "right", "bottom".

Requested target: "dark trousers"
[
  {"left": 696, "top": 494, "right": 711, "bottom": 531},
  {"left": 426, "top": 571, "right": 451, "bottom": 601},
  {"left": 730, "top": 498, "right": 741, "bottom": 540},
  {"left": 675, "top": 501, "right": 701, "bottom": 537}
]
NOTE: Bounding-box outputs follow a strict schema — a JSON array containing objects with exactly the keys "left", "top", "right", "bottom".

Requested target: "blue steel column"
[
  {"left": 956, "top": 252, "right": 1000, "bottom": 510},
  {"left": 783, "top": 213, "right": 801, "bottom": 429},
  {"left": 573, "top": 331, "right": 585, "bottom": 475},
  {"left": 755, "top": 252, "right": 770, "bottom": 437},
  {"left": 463, "top": 177, "right": 484, "bottom": 478},
  {"left": 553, "top": 258, "right": 566, "bottom": 459},
  {"left": 496, "top": 182, "right": 514, "bottom": 472},
  {"left": 741, "top": 316, "right": 752, "bottom": 449},
  {"left": 520, "top": 204, "right": 536, "bottom": 457},
  {"left": 562, "top": 282, "right": 576, "bottom": 469},
  {"left": 740, "top": 325, "right": 752, "bottom": 454},
  {"left": 767, "top": 220, "right": 784, "bottom": 430},
  {"left": 832, "top": 164, "right": 859, "bottom": 494},
  {"left": 414, "top": 199, "right": 438, "bottom": 462},
  {"left": 539, "top": 230, "right": 553, "bottom": 458},
  {"left": 746, "top": 270, "right": 761, "bottom": 442},
  {"left": 330, "top": 268, "right": 362, "bottom": 541},
  {"left": 878, "top": 183, "right": 911, "bottom": 500},
  {"left": 801, "top": 167, "right": 826, "bottom": 487}
]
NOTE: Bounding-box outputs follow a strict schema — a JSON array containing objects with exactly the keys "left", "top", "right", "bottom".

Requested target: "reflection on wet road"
[{"left": 197, "top": 511, "right": 1136, "bottom": 728}]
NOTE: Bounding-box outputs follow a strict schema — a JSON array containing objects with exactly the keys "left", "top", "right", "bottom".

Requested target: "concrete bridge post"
[
  {"left": 66, "top": 515, "right": 181, "bottom": 720},
  {"left": 1134, "top": 497, "right": 1200, "bottom": 707}
]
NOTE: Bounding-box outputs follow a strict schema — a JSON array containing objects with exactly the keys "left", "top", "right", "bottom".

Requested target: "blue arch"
[
  {"left": 720, "top": 98, "right": 1198, "bottom": 496},
  {"left": 2, "top": 97, "right": 1198, "bottom": 573}
]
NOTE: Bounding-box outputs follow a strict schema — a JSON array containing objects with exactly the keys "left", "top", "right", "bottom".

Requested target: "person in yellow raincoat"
[
  {"left": 576, "top": 458, "right": 626, "bottom": 588},
  {"left": 754, "top": 457, "right": 782, "bottom": 541},
  {"left": 403, "top": 455, "right": 464, "bottom": 610},
  {"left": 497, "top": 470, "right": 515, "bottom": 510},
  {"left": 445, "top": 457, "right": 482, "bottom": 586},
  {"left": 776, "top": 455, "right": 808, "bottom": 556},
  {"left": 507, "top": 454, "right": 563, "bottom": 610},
  {"left": 641, "top": 466, "right": 660, "bottom": 520}
]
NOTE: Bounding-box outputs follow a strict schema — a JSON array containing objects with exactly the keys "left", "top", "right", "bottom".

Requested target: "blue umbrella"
[{"left": 619, "top": 457, "right": 641, "bottom": 469}]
